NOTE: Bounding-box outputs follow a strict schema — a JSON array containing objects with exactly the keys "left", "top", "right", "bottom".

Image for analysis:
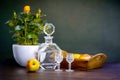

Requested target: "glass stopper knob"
[{"left": 44, "top": 23, "right": 55, "bottom": 36}]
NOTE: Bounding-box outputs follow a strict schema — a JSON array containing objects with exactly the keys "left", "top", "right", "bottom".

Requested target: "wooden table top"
[{"left": 0, "top": 61, "right": 120, "bottom": 80}]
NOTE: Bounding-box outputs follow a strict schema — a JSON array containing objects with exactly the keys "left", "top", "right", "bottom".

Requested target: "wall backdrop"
[{"left": 0, "top": 0, "right": 120, "bottom": 63}]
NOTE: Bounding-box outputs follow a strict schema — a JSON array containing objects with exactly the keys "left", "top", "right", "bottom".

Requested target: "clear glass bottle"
[{"left": 37, "top": 23, "right": 62, "bottom": 70}]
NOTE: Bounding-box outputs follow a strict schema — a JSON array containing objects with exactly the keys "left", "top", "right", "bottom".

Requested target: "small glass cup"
[
  {"left": 66, "top": 53, "right": 74, "bottom": 72},
  {"left": 55, "top": 53, "right": 63, "bottom": 72}
]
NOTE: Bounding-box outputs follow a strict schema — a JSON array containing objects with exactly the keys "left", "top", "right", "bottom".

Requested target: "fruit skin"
[
  {"left": 73, "top": 54, "right": 91, "bottom": 61},
  {"left": 79, "top": 54, "right": 91, "bottom": 61},
  {"left": 26, "top": 58, "right": 40, "bottom": 72},
  {"left": 73, "top": 54, "right": 81, "bottom": 61}
]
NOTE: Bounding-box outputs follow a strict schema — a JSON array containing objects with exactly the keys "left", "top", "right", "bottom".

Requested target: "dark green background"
[{"left": 0, "top": 0, "right": 120, "bottom": 63}]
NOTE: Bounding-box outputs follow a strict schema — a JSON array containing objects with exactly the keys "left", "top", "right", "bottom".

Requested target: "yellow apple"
[{"left": 26, "top": 58, "right": 40, "bottom": 72}]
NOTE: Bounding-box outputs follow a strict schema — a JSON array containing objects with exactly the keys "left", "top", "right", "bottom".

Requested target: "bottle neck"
[{"left": 44, "top": 36, "right": 53, "bottom": 44}]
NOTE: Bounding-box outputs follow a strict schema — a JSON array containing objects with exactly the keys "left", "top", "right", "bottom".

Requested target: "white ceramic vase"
[{"left": 12, "top": 44, "right": 39, "bottom": 67}]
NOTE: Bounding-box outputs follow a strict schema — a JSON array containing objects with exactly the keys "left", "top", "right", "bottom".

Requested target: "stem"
[
  {"left": 24, "top": 19, "right": 27, "bottom": 44},
  {"left": 58, "top": 63, "right": 60, "bottom": 70},
  {"left": 69, "top": 63, "right": 71, "bottom": 70}
]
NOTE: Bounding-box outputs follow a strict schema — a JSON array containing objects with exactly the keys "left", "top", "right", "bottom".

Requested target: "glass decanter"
[{"left": 37, "top": 23, "right": 62, "bottom": 70}]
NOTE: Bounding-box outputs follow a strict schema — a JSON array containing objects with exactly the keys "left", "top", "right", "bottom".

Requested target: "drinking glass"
[
  {"left": 66, "top": 53, "right": 74, "bottom": 72},
  {"left": 55, "top": 53, "right": 63, "bottom": 72}
]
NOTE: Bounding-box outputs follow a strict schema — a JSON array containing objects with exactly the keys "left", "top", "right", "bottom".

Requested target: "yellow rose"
[{"left": 24, "top": 5, "right": 30, "bottom": 13}]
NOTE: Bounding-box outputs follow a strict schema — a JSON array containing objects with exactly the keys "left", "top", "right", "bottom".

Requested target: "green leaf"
[
  {"left": 27, "top": 34, "right": 37, "bottom": 39},
  {"left": 15, "top": 25, "right": 21, "bottom": 30}
]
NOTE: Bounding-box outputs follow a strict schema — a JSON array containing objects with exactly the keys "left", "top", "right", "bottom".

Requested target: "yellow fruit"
[
  {"left": 79, "top": 54, "right": 91, "bottom": 61},
  {"left": 73, "top": 54, "right": 81, "bottom": 60},
  {"left": 26, "top": 58, "right": 40, "bottom": 72}
]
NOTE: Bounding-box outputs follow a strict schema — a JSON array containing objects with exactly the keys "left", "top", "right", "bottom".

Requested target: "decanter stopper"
[{"left": 44, "top": 23, "right": 55, "bottom": 36}]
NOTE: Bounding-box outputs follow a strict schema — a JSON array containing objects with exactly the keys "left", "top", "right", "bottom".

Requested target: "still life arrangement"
[{"left": 6, "top": 5, "right": 107, "bottom": 72}]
